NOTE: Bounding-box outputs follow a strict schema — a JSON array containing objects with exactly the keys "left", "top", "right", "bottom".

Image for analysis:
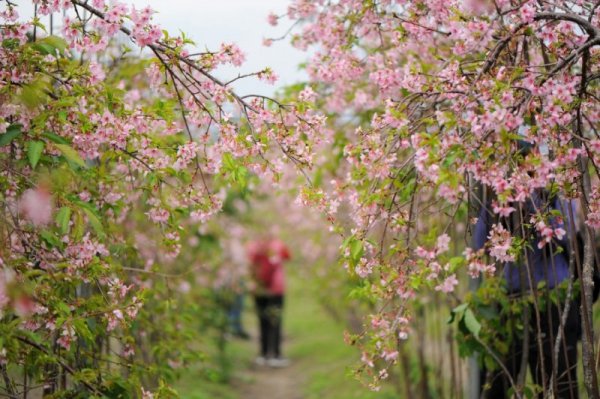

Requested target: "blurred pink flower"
[
  {"left": 19, "top": 187, "right": 53, "bottom": 226},
  {"left": 267, "top": 12, "right": 278, "bottom": 26},
  {"left": 178, "top": 281, "right": 191, "bottom": 294},
  {"left": 435, "top": 274, "right": 459, "bottom": 293},
  {"left": 13, "top": 295, "right": 35, "bottom": 317},
  {"left": 463, "top": 0, "right": 495, "bottom": 15}
]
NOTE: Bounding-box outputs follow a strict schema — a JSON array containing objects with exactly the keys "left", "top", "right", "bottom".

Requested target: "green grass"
[
  {"left": 284, "top": 276, "right": 396, "bottom": 399},
  {"left": 174, "top": 319, "right": 254, "bottom": 399},
  {"left": 174, "top": 270, "right": 398, "bottom": 399}
]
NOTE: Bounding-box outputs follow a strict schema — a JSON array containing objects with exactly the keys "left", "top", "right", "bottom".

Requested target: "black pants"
[
  {"left": 482, "top": 302, "right": 579, "bottom": 399},
  {"left": 255, "top": 295, "right": 284, "bottom": 358}
]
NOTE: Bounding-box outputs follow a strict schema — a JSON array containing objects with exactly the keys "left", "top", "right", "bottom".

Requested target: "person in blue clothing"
[
  {"left": 474, "top": 188, "right": 580, "bottom": 399},
  {"left": 473, "top": 144, "right": 581, "bottom": 398}
]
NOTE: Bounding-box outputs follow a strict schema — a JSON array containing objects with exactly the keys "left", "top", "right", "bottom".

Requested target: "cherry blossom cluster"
[
  {"left": 0, "top": 0, "right": 323, "bottom": 396},
  {"left": 280, "top": 0, "right": 599, "bottom": 386}
]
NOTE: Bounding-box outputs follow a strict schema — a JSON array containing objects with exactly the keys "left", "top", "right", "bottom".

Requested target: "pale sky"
[
  {"left": 129, "top": 0, "right": 308, "bottom": 95},
  {"left": 14, "top": 0, "right": 308, "bottom": 96}
]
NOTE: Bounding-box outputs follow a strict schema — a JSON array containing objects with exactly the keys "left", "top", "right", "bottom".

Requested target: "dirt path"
[{"left": 236, "top": 360, "right": 305, "bottom": 399}]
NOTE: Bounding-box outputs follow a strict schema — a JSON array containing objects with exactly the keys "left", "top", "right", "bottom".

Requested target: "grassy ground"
[
  {"left": 283, "top": 277, "right": 397, "bottom": 399},
  {"left": 174, "top": 271, "right": 397, "bottom": 399},
  {"left": 172, "top": 270, "right": 600, "bottom": 398}
]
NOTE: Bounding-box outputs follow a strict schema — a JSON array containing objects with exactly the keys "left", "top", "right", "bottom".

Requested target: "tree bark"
[
  {"left": 575, "top": 48, "right": 600, "bottom": 399},
  {"left": 577, "top": 166, "right": 599, "bottom": 398}
]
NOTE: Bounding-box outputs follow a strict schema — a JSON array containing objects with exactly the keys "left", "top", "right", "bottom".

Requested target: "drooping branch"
[
  {"left": 69, "top": 0, "right": 272, "bottom": 114},
  {"left": 534, "top": 12, "right": 600, "bottom": 38},
  {"left": 478, "top": 22, "right": 527, "bottom": 77}
]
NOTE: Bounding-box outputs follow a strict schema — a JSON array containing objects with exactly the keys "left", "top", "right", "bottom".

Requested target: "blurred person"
[
  {"left": 221, "top": 232, "right": 251, "bottom": 339},
  {"left": 473, "top": 142, "right": 583, "bottom": 398},
  {"left": 247, "top": 237, "right": 291, "bottom": 367},
  {"left": 475, "top": 189, "right": 580, "bottom": 398},
  {"left": 226, "top": 279, "right": 250, "bottom": 340}
]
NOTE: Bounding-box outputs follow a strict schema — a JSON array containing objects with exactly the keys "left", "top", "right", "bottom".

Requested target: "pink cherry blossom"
[
  {"left": 435, "top": 274, "right": 459, "bottom": 293},
  {"left": 18, "top": 187, "right": 53, "bottom": 226}
]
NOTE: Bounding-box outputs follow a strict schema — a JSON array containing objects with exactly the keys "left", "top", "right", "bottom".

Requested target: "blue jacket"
[{"left": 473, "top": 194, "right": 575, "bottom": 293}]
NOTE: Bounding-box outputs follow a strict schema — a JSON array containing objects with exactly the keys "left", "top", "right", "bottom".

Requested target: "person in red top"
[{"left": 247, "top": 237, "right": 291, "bottom": 367}]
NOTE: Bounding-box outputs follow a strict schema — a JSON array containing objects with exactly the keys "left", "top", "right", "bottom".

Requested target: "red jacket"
[{"left": 247, "top": 239, "right": 290, "bottom": 295}]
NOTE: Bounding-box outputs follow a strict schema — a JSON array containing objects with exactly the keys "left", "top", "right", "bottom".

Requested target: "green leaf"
[
  {"left": 448, "top": 256, "right": 465, "bottom": 271},
  {"left": 32, "top": 42, "right": 55, "bottom": 55},
  {"left": 82, "top": 208, "right": 105, "bottom": 238},
  {"left": 452, "top": 303, "right": 468, "bottom": 314},
  {"left": 2, "top": 38, "right": 20, "bottom": 50},
  {"left": 42, "top": 131, "right": 70, "bottom": 145},
  {"left": 74, "top": 368, "right": 99, "bottom": 385},
  {"left": 448, "top": 303, "right": 468, "bottom": 324},
  {"left": 350, "top": 238, "right": 364, "bottom": 264},
  {"left": 72, "top": 211, "right": 85, "bottom": 241},
  {"left": 27, "top": 141, "right": 44, "bottom": 169},
  {"left": 31, "top": 35, "right": 67, "bottom": 55},
  {"left": 447, "top": 312, "right": 455, "bottom": 324},
  {"left": 40, "top": 230, "right": 62, "bottom": 248},
  {"left": 222, "top": 152, "right": 235, "bottom": 170},
  {"left": 56, "top": 302, "right": 71, "bottom": 315},
  {"left": 20, "top": 330, "right": 42, "bottom": 345},
  {"left": 523, "top": 385, "right": 535, "bottom": 399},
  {"left": 464, "top": 308, "right": 481, "bottom": 338},
  {"left": 0, "top": 124, "right": 22, "bottom": 146},
  {"left": 54, "top": 143, "right": 86, "bottom": 168},
  {"left": 20, "top": 78, "right": 51, "bottom": 108},
  {"left": 73, "top": 319, "right": 93, "bottom": 343},
  {"left": 55, "top": 206, "right": 71, "bottom": 234}
]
